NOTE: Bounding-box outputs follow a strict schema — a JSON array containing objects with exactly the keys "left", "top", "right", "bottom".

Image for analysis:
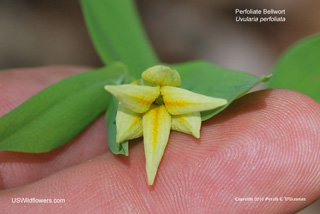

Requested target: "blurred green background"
[{"left": 1, "top": 0, "right": 320, "bottom": 80}]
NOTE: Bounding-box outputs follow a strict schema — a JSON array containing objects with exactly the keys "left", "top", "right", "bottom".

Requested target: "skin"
[{"left": 0, "top": 66, "right": 319, "bottom": 213}]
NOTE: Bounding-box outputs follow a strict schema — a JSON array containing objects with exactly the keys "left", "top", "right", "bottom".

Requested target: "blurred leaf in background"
[
  {"left": 268, "top": 34, "right": 320, "bottom": 102},
  {"left": 80, "top": 0, "right": 159, "bottom": 78}
]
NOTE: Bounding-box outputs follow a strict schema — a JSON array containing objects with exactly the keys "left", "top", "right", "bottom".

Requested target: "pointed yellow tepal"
[
  {"left": 115, "top": 103, "right": 142, "bottom": 143},
  {"left": 143, "top": 105, "right": 171, "bottom": 185},
  {"left": 171, "top": 112, "right": 201, "bottom": 138},
  {"left": 104, "top": 65, "right": 228, "bottom": 185},
  {"left": 105, "top": 84, "right": 160, "bottom": 113},
  {"left": 161, "top": 86, "right": 227, "bottom": 115}
]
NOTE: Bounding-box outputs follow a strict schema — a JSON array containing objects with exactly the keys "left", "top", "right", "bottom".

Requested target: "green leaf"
[
  {"left": 173, "top": 61, "right": 268, "bottom": 121},
  {"left": 267, "top": 34, "right": 320, "bottom": 102},
  {"left": 0, "top": 63, "right": 128, "bottom": 153},
  {"left": 80, "top": 0, "right": 159, "bottom": 78},
  {"left": 106, "top": 96, "right": 129, "bottom": 156}
]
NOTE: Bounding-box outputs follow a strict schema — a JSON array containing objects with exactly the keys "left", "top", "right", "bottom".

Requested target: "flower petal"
[
  {"left": 171, "top": 112, "right": 201, "bottom": 138},
  {"left": 161, "top": 86, "right": 227, "bottom": 115},
  {"left": 116, "top": 102, "right": 143, "bottom": 143},
  {"left": 142, "top": 104, "right": 171, "bottom": 185},
  {"left": 105, "top": 84, "right": 160, "bottom": 113},
  {"left": 142, "top": 65, "right": 181, "bottom": 86}
]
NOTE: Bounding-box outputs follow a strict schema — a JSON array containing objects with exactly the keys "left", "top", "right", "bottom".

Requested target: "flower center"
[{"left": 153, "top": 95, "right": 164, "bottom": 106}]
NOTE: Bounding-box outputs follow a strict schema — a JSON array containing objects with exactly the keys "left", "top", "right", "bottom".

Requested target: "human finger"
[{"left": 1, "top": 89, "right": 319, "bottom": 213}]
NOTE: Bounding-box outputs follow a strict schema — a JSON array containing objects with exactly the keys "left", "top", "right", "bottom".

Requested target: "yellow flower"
[{"left": 105, "top": 65, "right": 227, "bottom": 185}]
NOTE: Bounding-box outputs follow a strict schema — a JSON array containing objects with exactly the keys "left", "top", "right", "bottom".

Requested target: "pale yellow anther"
[
  {"left": 142, "top": 105, "right": 171, "bottom": 185},
  {"left": 116, "top": 102, "right": 143, "bottom": 143},
  {"left": 105, "top": 84, "right": 160, "bottom": 113},
  {"left": 161, "top": 86, "right": 227, "bottom": 115},
  {"left": 142, "top": 65, "right": 181, "bottom": 86},
  {"left": 171, "top": 112, "right": 201, "bottom": 138}
]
